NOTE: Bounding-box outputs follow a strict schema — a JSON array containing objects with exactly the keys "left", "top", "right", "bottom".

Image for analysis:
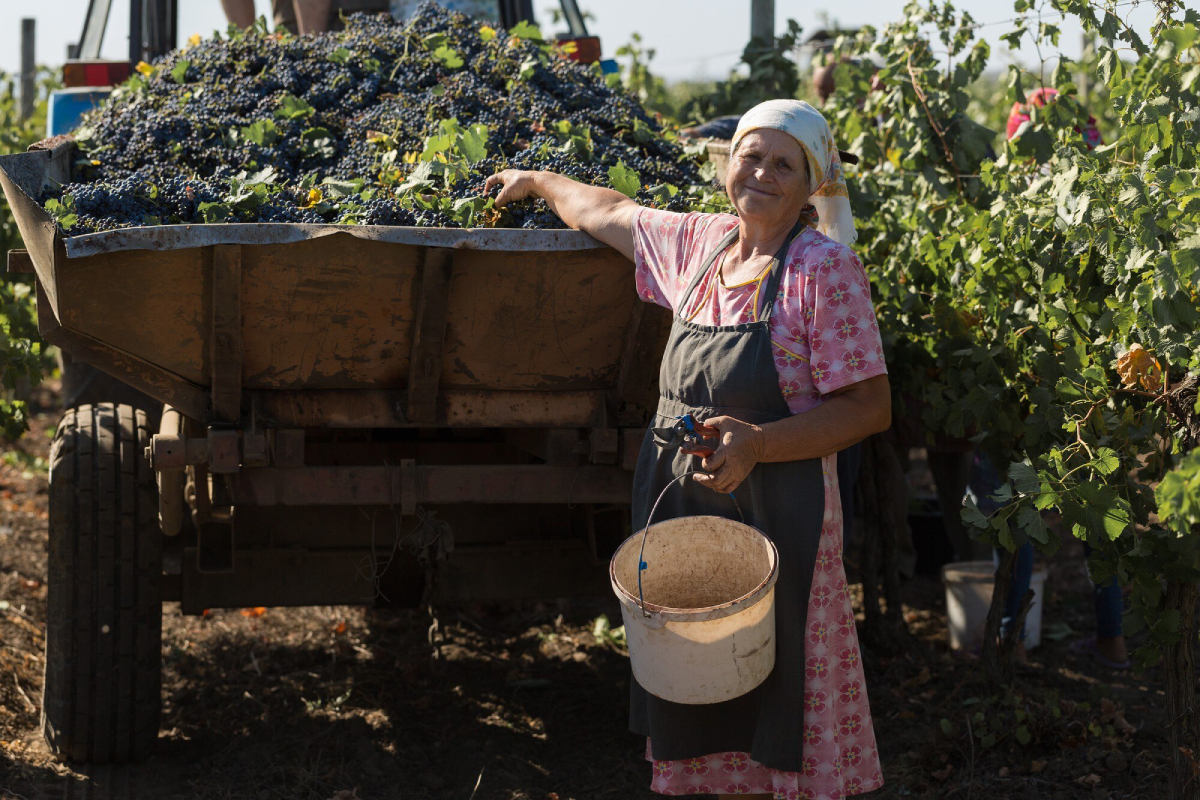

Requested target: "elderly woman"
[{"left": 486, "top": 100, "right": 888, "bottom": 799}]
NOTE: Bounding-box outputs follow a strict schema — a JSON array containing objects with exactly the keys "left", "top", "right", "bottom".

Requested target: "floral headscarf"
[{"left": 730, "top": 99, "right": 856, "bottom": 246}]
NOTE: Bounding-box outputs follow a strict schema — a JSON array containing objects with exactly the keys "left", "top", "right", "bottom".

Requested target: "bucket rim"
[
  {"left": 941, "top": 560, "right": 1049, "bottom": 582},
  {"left": 608, "top": 515, "right": 780, "bottom": 623}
]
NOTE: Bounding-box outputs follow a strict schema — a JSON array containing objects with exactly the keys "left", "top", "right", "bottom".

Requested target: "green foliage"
[
  {"left": 0, "top": 69, "right": 56, "bottom": 438},
  {"left": 689, "top": 19, "right": 805, "bottom": 120},
  {"left": 591, "top": 614, "right": 627, "bottom": 650},
  {"left": 818, "top": 0, "right": 1200, "bottom": 668},
  {"left": 374, "top": 117, "right": 497, "bottom": 227},
  {"left": 607, "top": 33, "right": 677, "bottom": 119}
]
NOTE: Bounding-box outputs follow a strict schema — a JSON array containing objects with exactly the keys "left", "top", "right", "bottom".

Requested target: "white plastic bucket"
[
  {"left": 610, "top": 514, "right": 779, "bottom": 705},
  {"left": 942, "top": 560, "right": 1048, "bottom": 650}
]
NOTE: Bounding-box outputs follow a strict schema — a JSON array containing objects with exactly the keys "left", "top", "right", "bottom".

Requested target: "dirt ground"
[{"left": 0, "top": 407, "right": 1176, "bottom": 800}]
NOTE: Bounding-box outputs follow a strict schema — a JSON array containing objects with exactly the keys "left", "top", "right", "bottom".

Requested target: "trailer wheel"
[{"left": 43, "top": 403, "right": 162, "bottom": 763}]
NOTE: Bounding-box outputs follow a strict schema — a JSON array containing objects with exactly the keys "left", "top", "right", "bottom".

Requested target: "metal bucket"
[{"left": 609, "top": 480, "right": 779, "bottom": 704}]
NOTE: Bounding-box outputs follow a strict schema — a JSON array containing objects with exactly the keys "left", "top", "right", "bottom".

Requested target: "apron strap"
[
  {"left": 676, "top": 219, "right": 809, "bottom": 324},
  {"left": 676, "top": 227, "right": 740, "bottom": 320},
  {"left": 755, "top": 218, "right": 808, "bottom": 323}
]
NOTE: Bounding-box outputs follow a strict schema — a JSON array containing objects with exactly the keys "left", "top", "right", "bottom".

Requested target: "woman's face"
[{"left": 725, "top": 129, "right": 811, "bottom": 228}]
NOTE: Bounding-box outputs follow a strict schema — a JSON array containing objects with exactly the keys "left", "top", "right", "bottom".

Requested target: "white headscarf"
[{"left": 730, "top": 99, "right": 856, "bottom": 246}]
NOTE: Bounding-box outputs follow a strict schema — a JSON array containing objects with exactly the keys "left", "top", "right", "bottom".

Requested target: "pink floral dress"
[{"left": 632, "top": 208, "right": 886, "bottom": 799}]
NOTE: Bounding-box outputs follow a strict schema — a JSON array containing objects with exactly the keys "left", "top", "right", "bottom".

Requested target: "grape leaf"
[
  {"left": 198, "top": 201, "right": 232, "bottom": 223},
  {"left": 242, "top": 119, "right": 280, "bottom": 146},
  {"left": 301, "top": 127, "right": 337, "bottom": 159},
  {"left": 608, "top": 161, "right": 640, "bottom": 198},
  {"left": 170, "top": 59, "right": 191, "bottom": 85},
  {"left": 459, "top": 124, "right": 489, "bottom": 164},
  {"left": 1093, "top": 447, "right": 1120, "bottom": 476},
  {"left": 274, "top": 95, "right": 315, "bottom": 120},
  {"left": 432, "top": 45, "right": 463, "bottom": 69},
  {"left": 1008, "top": 462, "right": 1040, "bottom": 495},
  {"left": 508, "top": 20, "right": 543, "bottom": 41}
]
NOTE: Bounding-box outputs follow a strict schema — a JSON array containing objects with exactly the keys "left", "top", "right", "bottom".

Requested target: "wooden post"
[
  {"left": 405, "top": 248, "right": 453, "bottom": 424},
  {"left": 20, "top": 19, "right": 35, "bottom": 122},
  {"left": 129, "top": 0, "right": 143, "bottom": 65},
  {"left": 750, "top": 0, "right": 774, "bottom": 47},
  {"left": 1079, "top": 32, "right": 1091, "bottom": 103},
  {"left": 210, "top": 245, "right": 243, "bottom": 424}
]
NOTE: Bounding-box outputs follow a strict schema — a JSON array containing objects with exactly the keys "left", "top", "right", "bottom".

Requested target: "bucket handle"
[{"left": 637, "top": 471, "right": 744, "bottom": 619}]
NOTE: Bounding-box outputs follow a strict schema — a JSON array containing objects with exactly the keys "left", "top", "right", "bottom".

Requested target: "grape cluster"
[{"left": 44, "top": 2, "right": 702, "bottom": 234}]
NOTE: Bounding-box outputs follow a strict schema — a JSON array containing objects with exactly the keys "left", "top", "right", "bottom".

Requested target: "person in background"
[
  {"left": 220, "top": 0, "right": 391, "bottom": 35},
  {"left": 999, "top": 87, "right": 1127, "bottom": 669}
]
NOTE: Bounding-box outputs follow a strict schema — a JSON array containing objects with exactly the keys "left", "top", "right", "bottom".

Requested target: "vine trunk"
[
  {"left": 1166, "top": 578, "right": 1200, "bottom": 800},
  {"left": 856, "top": 432, "right": 911, "bottom": 653}
]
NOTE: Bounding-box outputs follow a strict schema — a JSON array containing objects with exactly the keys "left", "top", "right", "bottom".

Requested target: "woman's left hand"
[{"left": 692, "top": 416, "right": 767, "bottom": 494}]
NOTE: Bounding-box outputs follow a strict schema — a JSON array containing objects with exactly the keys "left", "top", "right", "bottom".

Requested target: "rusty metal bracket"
[
  {"left": 197, "top": 475, "right": 235, "bottom": 573},
  {"left": 405, "top": 248, "right": 453, "bottom": 423},
  {"left": 6, "top": 249, "right": 33, "bottom": 274},
  {"left": 210, "top": 244, "right": 243, "bottom": 424},
  {"left": 207, "top": 428, "right": 240, "bottom": 474}
]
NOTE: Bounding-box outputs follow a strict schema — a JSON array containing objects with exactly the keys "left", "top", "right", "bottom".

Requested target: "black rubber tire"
[{"left": 43, "top": 404, "right": 162, "bottom": 763}]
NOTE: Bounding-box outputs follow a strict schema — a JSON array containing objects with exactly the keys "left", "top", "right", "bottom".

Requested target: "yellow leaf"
[
  {"left": 479, "top": 25, "right": 496, "bottom": 42},
  {"left": 1115, "top": 344, "right": 1163, "bottom": 392},
  {"left": 402, "top": 151, "right": 419, "bottom": 164},
  {"left": 300, "top": 188, "right": 323, "bottom": 209},
  {"left": 135, "top": 61, "right": 155, "bottom": 77},
  {"left": 90, "top": 159, "right": 101, "bottom": 166},
  {"left": 187, "top": 33, "right": 201, "bottom": 48},
  {"left": 559, "top": 40, "right": 579, "bottom": 55}
]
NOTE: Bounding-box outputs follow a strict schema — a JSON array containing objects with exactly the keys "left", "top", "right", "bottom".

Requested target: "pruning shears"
[{"left": 652, "top": 413, "right": 720, "bottom": 458}]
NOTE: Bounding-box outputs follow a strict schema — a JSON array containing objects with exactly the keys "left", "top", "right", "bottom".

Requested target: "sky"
[{"left": 0, "top": 0, "right": 1161, "bottom": 83}]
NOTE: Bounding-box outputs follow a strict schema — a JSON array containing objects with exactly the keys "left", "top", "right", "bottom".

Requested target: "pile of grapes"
[{"left": 43, "top": 3, "right": 702, "bottom": 234}]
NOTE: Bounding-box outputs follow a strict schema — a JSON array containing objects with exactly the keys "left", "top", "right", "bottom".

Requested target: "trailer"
[{"left": 0, "top": 137, "right": 669, "bottom": 763}]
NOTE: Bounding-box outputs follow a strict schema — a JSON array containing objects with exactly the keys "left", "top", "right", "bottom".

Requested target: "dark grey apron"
[{"left": 630, "top": 220, "right": 825, "bottom": 773}]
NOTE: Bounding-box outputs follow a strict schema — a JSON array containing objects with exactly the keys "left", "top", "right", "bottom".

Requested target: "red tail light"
[
  {"left": 558, "top": 36, "right": 602, "bottom": 64},
  {"left": 63, "top": 61, "right": 133, "bottom": 88}
]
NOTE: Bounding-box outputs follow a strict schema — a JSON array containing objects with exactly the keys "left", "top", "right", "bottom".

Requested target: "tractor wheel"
[{"left": 43, "top": 403, "right": 162, "bottom": 763}]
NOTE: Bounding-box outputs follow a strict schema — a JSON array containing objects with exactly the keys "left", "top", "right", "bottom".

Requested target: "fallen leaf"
[
  {"left": 21, "top": 579, "right": 40, "bottom": 590},
  {"left": 1102, "top": 698, "right": 1136, "bottom": 734},
  {"left": 1076, "top": 774, "right": 1102, "bottom": 786},
  {"left": 333, "top": 621, "right": 347, "bottom": 634},
  {"left": 902, "top": 667, "right": 932, "bottom": 689},
  {"left": 1030, "top": 760, "right": 1047, "bottom": 773},
  {"left": 241, "top": 607, "right": 267, "bottom": 618},
  {"left": 998, "top": 766, "right": 1010, "bottom": 777},
  {"left": 931, "top": 764, "right": 954, "bottom": 781}
]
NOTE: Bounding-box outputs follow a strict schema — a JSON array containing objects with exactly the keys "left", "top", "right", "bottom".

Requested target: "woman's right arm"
[{"left": 484, "top": 170, "right": 639, "bottom": 260}]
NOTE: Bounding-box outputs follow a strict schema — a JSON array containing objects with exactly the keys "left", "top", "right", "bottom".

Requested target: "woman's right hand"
[
  {"left": 484, "top": 170, "right": 540, "bottom": 207},
  {"left": 482, "top": 168, "right": 638, "bottom": 260}
]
